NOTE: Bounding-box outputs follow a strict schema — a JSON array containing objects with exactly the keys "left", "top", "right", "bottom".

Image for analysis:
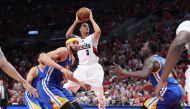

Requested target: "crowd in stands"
[
  {"left": 0, "top": 0, "right": 189, "bottom": 41},
  {"left": 0, "top": 0, "right": 190, "bottom": 107},
  {"left": 0, "top": 20, "right": 189, "bottom": 106}
]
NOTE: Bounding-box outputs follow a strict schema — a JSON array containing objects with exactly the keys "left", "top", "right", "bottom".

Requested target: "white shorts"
[
  {"left": 185, "top": 66, "right": 190, "bottom": 92},
  {"left": 64, "top": 63, "right": 104, "bottom": 91}
]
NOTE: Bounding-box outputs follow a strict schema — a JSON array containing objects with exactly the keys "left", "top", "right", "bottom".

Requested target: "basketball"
[{"left": 77, "top": 7, "right": 90, "bottom": 21}]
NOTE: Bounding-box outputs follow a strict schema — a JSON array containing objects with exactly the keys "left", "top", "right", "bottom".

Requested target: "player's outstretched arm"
[
  {"left": 38, "top": 47, "right": 68, "bottom": 70},
  {"left": 155, "top": 31, "right": 190, "bottom": 101},
  {"left": 160, "top": 31, "right": 190, "bottom": 82},
  {"left": 89, "top": 10, "right": 101, "bottom": 41},
  {"left": 0, "top": 49, "right": 38, "bottom": 97},
  {"left": 66, "top": 14, "right": 81, "bottom": 38},
  {"left": 110, "top": 59, "right": 154, "bottom": 79},
  {"left": 38, "top": 48, "right": 73, "bottom": 80}
]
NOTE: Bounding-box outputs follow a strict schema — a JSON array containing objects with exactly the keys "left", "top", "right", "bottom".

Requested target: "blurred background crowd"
[{"left": 0, "top": 0, "right": 190, "bottom": 107}]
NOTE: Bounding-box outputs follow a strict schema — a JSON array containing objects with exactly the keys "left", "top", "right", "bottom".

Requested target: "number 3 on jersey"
[{"left": 86, "top": 49, "right": 89, "bottom": 55}]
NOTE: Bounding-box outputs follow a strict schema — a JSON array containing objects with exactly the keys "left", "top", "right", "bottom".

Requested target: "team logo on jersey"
[{"left": 79, "top": 43, "right": 91, "bottom": 50}]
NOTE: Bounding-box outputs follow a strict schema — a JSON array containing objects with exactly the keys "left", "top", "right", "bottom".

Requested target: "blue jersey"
[
  {"left": 31, "top": 66, "right": 43, "bottom": 88},
  {"left": 148, "top": 54, "right": 178, "bottom": 88},
  {"left": 41, "top": 55, "right": 73, "bottom": 87},
  {"left": 24, "top": 65, "right": 48, "bottom": 109},
  {"left": 37, "top": 54, "right": 76, "bottom": 109},
  {"left": 144, "top": 54, "right": 182, "bottom": 109}
]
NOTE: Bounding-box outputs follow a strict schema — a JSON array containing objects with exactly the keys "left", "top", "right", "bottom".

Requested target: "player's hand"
[
  {"left": 89, "top": 9, "right": 93, "bottom": 21},
  {"left": 22, "top": 81, "right": 38, "bottom": 97},
  {"left": 80, "top": 82, "right": 91, "bottom": 90},
  {"left": 110, "top": 63, "right": 125, "bottom": 75},
  {"left": 155, "top": 80, "right": 167, "bottom": 101},
  {"left": 75, "top": 13, "right": 82, "bottom": 23},
  {"left": 61, "top": 68, "right": 73, "bottom": 80}
]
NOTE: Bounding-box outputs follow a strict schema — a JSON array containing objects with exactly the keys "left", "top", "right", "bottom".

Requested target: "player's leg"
[
  {"left": 88, "top": 64, "right": 105, "bottom": 109},
  {"left": 91, "top": 63, "right": 105, "bottom": 109},
  {"left": 64, "top": 65, "right": 86, "bottom": 93},
  {"left": 62, "top": 87, "right": 83, "bottom": 109},
  {"left": 38, "top": 80, "right": 71, "bottom": 109},
  {"left": 91, "top": 86, "right": 105, "bottom": 109},
  {"left": 187, "top": 91, "right": 190, "bottom": 106},
  {"left": 64, "top": 81, "right": 80, "bottom": 93}
]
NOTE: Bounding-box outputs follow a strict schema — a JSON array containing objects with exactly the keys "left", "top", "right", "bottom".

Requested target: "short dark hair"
[{"left": 148, "top": 41, "right": 159, "bottom": 53}]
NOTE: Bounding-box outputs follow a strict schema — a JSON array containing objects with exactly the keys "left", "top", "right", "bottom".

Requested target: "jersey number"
[{"left": 86, "top": 49, "right": 89, "bottom": 55}]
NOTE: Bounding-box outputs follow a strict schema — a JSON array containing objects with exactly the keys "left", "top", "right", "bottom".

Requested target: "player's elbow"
[
  {"left": 0, "top": 58, "right": 8, "bottom": 68},
  {"left": 96, "top": 29, "right": 101, "bottom": 35},
  {"left": 140, "top": 72, "right": 149, "bottom": 79},
  {"left": 66, "top": 33, "right": 71, "bottom": 38}
]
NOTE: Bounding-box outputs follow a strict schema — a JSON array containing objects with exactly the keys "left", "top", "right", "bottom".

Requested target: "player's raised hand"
[
  {"left": 75, "top": 12, "right": 82, "bottom": 23},
  {"left": 155, "top": 80, "right": 167, "bottom": 101},
  {"left": 22, "top": 81, "right": 38, "bottom": 97}
]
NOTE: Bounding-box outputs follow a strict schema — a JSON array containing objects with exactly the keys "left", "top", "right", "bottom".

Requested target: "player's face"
[
  {"left": 80, "top": 23, "right": 90, "bottom": 35},
  {"left": 141, "top": 42, "right": 150, "bottom": 55},
  {"left": 69, "top": 40, "right": 79, "bottom": 53}
]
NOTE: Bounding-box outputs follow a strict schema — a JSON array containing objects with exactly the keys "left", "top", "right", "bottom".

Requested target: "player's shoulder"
[
  {"left": 56, "top": 47, "right": 68, "bottom": 55},
  {"left": 176, "top": 20, "right": 190, "bottom": 35},
  {"left": 179, "top": 20, "right": 190, "bottom": 25},
  {"left": 56, "top": 47, "right": 68, "bottom": 52},
  {"left": 31, "top": 66, "right": 38, "bottom": 70},
  {"left": 29, "top": 66, "right": 38, "bottom": 74},
  {"left": 145, "top": 55, "right": 156, "bottom": 64}
]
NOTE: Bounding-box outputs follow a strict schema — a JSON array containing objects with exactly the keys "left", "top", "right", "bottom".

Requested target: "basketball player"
[
  {"left": 184, "top": 43, "right": 190, "bottom": 106},
  {"left": 24, "top": 55, "right": 48, "bottom": 109},
  {"left": 64, "top": 9, "right": 105, "bottom": 109},
  {"left": 37, "top": 37, "right": 89, "bottom": 109},
  {"left": 155, "top": 20, "right": 190, "bottom": 105},
  {"left": 0, "top": 48, "right": 38, "bottom": 97},
  {"left": 111, "top": 41, "right": 182, "bottom": 109}
]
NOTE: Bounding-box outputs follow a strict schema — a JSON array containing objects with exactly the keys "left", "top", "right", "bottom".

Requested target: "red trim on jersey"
[{"left": 93, "top": 47, "right": 98, "bottom": 56}]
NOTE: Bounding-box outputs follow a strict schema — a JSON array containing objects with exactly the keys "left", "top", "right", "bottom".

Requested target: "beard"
[{"left": 70, "top": 46, "right": 78, "bottom": 54}]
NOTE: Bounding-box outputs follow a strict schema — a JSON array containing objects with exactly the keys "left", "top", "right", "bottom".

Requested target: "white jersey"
[
  {"left": 176, "top": 20, "right": 190, "bottom": 35},
  {"left": 76, "top": 34, "right": 99, "bottom": 65}
]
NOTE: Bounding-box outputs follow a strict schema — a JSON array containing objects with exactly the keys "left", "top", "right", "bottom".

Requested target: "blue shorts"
[
  {"left": 144, "top": 84, "right": 182, "bottom": 109},
  {"left": 24, "top": 91, "right": 48, "bottom": 109},
  {"left": 37, "top": 79, "right": 77, "bottom": 109}
]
